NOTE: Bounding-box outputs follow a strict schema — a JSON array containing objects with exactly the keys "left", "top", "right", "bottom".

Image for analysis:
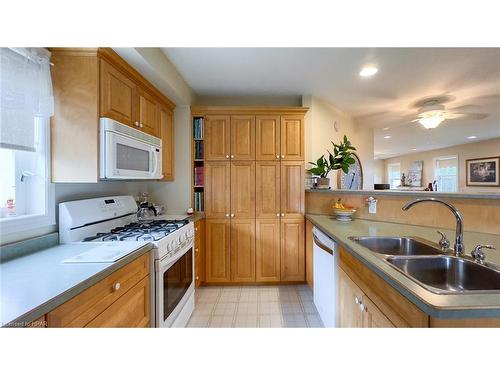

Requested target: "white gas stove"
[{"left": 58, "top": 195, "right": 195, "bottom": 328}]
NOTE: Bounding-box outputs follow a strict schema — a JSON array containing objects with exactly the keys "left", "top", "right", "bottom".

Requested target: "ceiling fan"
[{"left": 410, "top": 96, "right": 488, "bottom": 129}]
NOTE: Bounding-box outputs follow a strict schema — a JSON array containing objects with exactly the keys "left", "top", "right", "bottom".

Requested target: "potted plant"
[{"left": 307, "top": 135, "right": 357, "bottom": 189}]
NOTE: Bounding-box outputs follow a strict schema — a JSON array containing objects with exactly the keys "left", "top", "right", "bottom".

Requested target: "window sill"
[{"left": 0, "top": 213, "right": 56, "bottom": 236}]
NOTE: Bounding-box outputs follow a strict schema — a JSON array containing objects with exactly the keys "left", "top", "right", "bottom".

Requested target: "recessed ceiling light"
[
  {"left": 412, "top": 148, "right": 417, "bottom": 151},
  {"left": 383, "top": 135, "right": 391, "bottom": 139},
  {"left": 359, "top": 66, "right": 378, "bottom": 77},
  {"left": 467, "top": 135, "right": 477, "bottom": 139},
  {"left": 383, "top": 127, "right": 390, "bottom": 131}
]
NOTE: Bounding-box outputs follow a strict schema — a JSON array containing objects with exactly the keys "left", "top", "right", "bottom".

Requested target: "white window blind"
[
  {"left": 0, "top": 48, "right": 54, "bottom": 152},
  {"left": 387, "top": 163, "right": 401, "bottom": 189}
]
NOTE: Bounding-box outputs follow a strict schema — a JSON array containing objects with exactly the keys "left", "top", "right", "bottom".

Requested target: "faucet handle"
[
  {"left": 471, "top": 245, "right": 496, "bottom": 264},
  {"left": 436, "top": 231, "right": 451, "bottom": 251}
]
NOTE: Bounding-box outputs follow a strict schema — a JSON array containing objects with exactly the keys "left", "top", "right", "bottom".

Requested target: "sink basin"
[
  {"left": 386, "top": 256, "right": 500, "bottom": 294},
  {"left": 349, "top": 236, "right": 442, "bottom": 256}
]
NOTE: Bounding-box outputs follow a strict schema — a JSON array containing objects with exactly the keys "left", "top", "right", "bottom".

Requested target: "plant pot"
[{"left": 316, "top": 177, "right": 330, "bottom": 189}]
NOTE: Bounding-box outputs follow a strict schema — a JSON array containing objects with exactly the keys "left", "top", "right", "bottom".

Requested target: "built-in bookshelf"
[{"left": 192, "top": 116, "right": 204, "bottom": 212}]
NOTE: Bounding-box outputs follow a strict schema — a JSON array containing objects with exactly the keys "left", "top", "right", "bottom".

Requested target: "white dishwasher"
[{"left": 312, "top": 226, "right": 338, "bottom": 328}]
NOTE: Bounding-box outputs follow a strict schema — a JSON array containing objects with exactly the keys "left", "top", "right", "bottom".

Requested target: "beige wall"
[
  {"left": 383, "top": 137, "right": 500, "bottom": 193},
  {"left": 302, "top": 96, "right": 374, "bottom": 190}
]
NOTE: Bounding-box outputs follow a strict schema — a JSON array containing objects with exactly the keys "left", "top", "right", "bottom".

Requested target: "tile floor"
[{"left": 187, "top": 285, "right": 324, "bottom": 328}]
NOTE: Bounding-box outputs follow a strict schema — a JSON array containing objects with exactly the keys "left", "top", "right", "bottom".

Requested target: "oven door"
[
  {"left": 156, "top": 246, "right": 195, "bottom": 327},
  {"left": 102, "top": 130, "right": 162, "bottom": 179}
]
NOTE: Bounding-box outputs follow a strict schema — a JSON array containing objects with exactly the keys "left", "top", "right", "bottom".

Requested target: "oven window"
[
  {"left": 116, "top": 143, "right": 150, "bottom": 171},
  {"left": 163, "top": 249, "right": 193, "bottom": 320}
]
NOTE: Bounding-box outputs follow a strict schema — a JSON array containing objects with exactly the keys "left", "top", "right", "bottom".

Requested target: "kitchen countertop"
[
  {"left": 1, "top": 242, "right": 152, "bottom": 327},
  {"left": 306, "top": 214, "right": 500, "bottom": 319}
]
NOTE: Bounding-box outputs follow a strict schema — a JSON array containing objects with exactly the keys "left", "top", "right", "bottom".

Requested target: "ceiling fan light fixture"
[
  {"left": 359, "top": 66, "right": 378, "bottom": 77},
  {"left": 418, "top": 114, "right": 445, "bottom": 129}
]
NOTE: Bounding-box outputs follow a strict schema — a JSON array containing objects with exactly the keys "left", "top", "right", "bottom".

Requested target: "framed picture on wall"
[{"left": 466, "top": 157, "right": 500, "bottom": 186}]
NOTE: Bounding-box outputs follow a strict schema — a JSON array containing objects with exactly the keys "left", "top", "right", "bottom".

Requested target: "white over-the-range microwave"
[{"left": 100, "top": 117, "right": 163, "bottom": 180}]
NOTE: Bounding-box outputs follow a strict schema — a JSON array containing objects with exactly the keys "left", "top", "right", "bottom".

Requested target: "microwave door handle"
[{"left": 152, "top": 148, "right": 160, "bottom": 178}]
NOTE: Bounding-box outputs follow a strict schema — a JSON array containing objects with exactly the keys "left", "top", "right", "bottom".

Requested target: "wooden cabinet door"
[
  {"left": 255, "top": 219, "right": 281, "bottom": 282},
  {"left": 338, "top": 268, "right": 363, "bottom": 328},
  {"left": 86, "top": 276, "right": 150, "bottom": 328},
  {"left": 280, "top": 161, "right": 305, "bottom": 219},
  {"left": 160, "top": 106, "right": 174, "bottom": 181},
  {"left": 305, "top": 219, "right": 314, "bottom": 289},
  {"left": 206, "top": 219, "right": 231, "bottom": 282},
  {"left": 100, "top": 59, "right": 136, "bottom": 126},
  {"left": 205, "top": 162, "right": 230, "bottom": 218},
  {"left": 136, "top": 87, "right": 159, "bottom": 137},
  {"left": 255, "top": 161, "right": 280, "bottom": 219},
  {"left": 280, "top": 115, "right": 304, "bottom": 160},
  {"left": 256, "top": 115, "right": 280, "bottom": 160},
  {"left": 205, "top": 115, "right": 230, "bottom": 160},
  {"left": 230, "top": 219, "right": 256, "bottom": 282},
  {"left": 194, "top": 220, "right": 205, "bottom": 288},
  {"left": 280, "top": 218, "right": 305, "bottom": 281},
  {"left": 362, "top": 296, "right": 395, "bottom": 328},
  {"left": 230, "top": 161, "right": 255, "bottom": 219},
  {"left": 230, "top": 115, "right": 255, "bottom": 160}
]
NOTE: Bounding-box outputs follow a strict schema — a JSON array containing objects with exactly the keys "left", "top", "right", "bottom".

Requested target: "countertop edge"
[
  {"left": 305, "top": 214, "right": 500, "bottom": 320},
  {"left": 3, "top": 243, "right": 153, "bottom": 327}
]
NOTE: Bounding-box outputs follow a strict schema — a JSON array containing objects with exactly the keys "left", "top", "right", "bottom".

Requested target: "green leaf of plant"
[{"left": 342, "top": 165, "right": 349, "bottom": 174}]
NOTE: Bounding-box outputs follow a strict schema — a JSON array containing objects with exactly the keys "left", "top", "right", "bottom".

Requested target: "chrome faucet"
[{"left": 402, "top": 198, "right": 465, "bottom": 256}]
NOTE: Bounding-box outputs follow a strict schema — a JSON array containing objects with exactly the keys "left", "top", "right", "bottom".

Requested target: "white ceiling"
[{"left": 162, "top": 48, "right": 500, "bottom": 158}]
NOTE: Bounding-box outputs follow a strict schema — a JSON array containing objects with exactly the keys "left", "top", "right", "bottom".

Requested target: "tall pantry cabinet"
[{"left": 192, "top": 107, "right": 307, "bottom": 285}]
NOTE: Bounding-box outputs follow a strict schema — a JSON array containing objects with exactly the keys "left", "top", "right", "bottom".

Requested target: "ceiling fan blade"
[{"left": 463, "top": 113, "right": 489, "bottom": 120}]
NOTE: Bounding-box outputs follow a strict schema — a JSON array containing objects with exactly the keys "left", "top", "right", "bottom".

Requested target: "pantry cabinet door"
[
  {"left": 255, "top": 219, "right": 281, "bottom": 282},
  {"left": 100, "top": 59, "right": 136, "bottom": 126},
  {"left": 205, "top": 115, "right": 231, "bottom": 160},
  {"left": 136, "top": 86, "right": 160, "bottom": 137},
  {"left": 280, "top": 115, "right": 304, "bottom": 160},
  {"left": 256, "top": 115, "right": 280, "bottom": 160},
  {"left": 280, "top": 161, "right": 305, "bottom": 219},
  {"left": 230, "top": 219, "right": 256, "bottom": 282},
  {"left": 160, "top": 106, "right": 174, "bottom": 181},
  {"left": 230, "top": 115, "right": 255, "bottom": 160},
  {"left": 230, "top": 161, "right": 255, "bottom": 219},
  {"left": 255, "top": 161, "right": 280, "bottom": 219},
  {"left": 205, "top": 162, "right": 231, "bottom": 218},
  {"left": 280, "top": 218, "right": 305, "bottom": 282},
  {"left": 205, "top": 219, "right": 231, "bottom": 282}
]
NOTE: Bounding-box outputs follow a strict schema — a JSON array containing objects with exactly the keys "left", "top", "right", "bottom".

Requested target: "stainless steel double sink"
[{"left": 348, "top": 236, "right": 500, "bottom": 294}]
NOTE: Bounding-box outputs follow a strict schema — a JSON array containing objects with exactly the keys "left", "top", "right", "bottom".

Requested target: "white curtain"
[{"left": 0, "top": 48, "right": 54, "bottom": 152}]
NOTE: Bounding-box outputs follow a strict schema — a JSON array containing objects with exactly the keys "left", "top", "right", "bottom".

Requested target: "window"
[
  {"left": 434, "top": 156, "right": 458, "bottom": 193},
  {"left": 387, "top": 163, "right": 401, "bottom": 189},
  {"left": 0, "top": 48, "right": 55, "bottom": 235}
]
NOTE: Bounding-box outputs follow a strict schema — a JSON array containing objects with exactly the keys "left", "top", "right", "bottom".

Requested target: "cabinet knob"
[
  {"left": 226, "top": 155, "right": 229, "bottom": 159},
  {"left": 276, "top": 155, "right": 280, "bottom": 159},
  {"left": 281, "top": 155, "right": 285, "bottom": 159},
  {"left": 231, "top": 155, "right": 234, "bottom": 159},
  {"left": 276, "top": 213, "right": 280, "bottom": 217},
  {"left": 113, "top": 282, "right": 121, "bottom": 291},
  {"left": 195, "top": 276, "right": 199, "bottom": 280},
  {"left": 281, "top": 213, "right": 285, "bottom": 217},
  {"left": 139, "top": 123, "right": 144, "bottom": 128},
  {"left": 195, "top": 248, "right": 199, "bottom": 253},
  {"left": 134, "top": 121, "right": 139, "bottom": 127},
  {"left": 195, "top": 227, "right": 198, "bottom": 232},
  {"left": 359, "top": 303, "right": 366, "bottom": 312},
  {"left": 355, "top": 297, "right": 360, "bottom": 305},
  {"left": 225, "top": 213, "right": 229, "bottom": 217},
  {"left": 230, "top": 213, "right": 235, "bottom": 217}
]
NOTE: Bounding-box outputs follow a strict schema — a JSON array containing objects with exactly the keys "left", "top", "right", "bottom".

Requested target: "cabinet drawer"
[
  {"left": 47, "top": 253, "right": 150, "bottom": 327},
  {"left": 85, "top": 276, "right": 150, "bottom": 328}
]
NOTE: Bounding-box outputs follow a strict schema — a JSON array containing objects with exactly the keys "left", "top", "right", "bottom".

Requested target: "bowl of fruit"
[{"left": 333, "top": 199, "right": 357, "bottom": 221}]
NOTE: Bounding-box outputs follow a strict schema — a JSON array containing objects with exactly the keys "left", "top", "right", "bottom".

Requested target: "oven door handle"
[{"left": 156, "top": 246, "right": 192, "bottom": 272}]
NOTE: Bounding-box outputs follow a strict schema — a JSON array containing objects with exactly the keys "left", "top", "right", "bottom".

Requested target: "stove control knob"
[{"left": 167, "top": 243, "right": 172, "bottom": 252}]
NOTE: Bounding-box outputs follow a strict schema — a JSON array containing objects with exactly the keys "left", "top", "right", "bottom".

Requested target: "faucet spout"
[{"left": 402, "top": 198, "right": 465, "bottom": 256}]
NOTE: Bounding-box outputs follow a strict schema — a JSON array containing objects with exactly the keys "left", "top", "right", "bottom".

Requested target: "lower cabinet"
[
  {"left": 46, "top": 253, "right": 150, "bottom": 328},
  {"left": 255, "top": 219, "right": 281, "bottom": 282},
  {"left": 205, "top": 219, "right": 231, "bottom": 282},
  {"left": 231, "top": 219, "right": 256, "bottom": 282},
  {"left": 280, "top": 218, "right": 305, "bottom": 281},
  {"left": 194, "top": 219, "right": 205, "bottom": 288},
  {"left": 338, "top": 268, "right": 394, "bottom": 328}
]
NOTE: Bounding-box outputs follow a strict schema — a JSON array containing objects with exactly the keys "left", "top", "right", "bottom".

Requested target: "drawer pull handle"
[{"left": 113, "top": 282, "right": 121, "bottom": 291}]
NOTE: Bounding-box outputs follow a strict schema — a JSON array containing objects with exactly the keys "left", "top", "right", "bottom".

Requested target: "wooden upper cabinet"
[
  {"left": 160, "top": 106, "right": 174, "bottom": 181},
  {"left": 136, "top": 86, "right": 160, "bottom": 137},
  {"left": 256, "top": 161, "right": 280, "bottom": 219},
  {"left": 280, "top": 161, "right": 305, "bottom": 218},
  {"left": 230, "top": 219, "right": 256, "bottom": 282},
  {"left": 230, "top": 115, "right": 255, "bottom": 160},
  {"left": 100, "top": 59, "right": 136, "bottom": 126},
  {"left": 280, "top": 218, "right": 305, "bottom": 282},
  {"left": 205, "top": 115, "right": 231, "bottom": 160},
  {"left": 230, "top": 161, "right": 255, "bottom": 219},
  {"left": 206, "top": 219, "right": 231, "bottom": 282},
  {"left": 205, "top": 162, "right": 231, "bottom": 218},
  {"left": 255, "top": 219, "right": 281, "bottom": 282},
  {"left": 256, "top": 115, "right": 280, "bottom": 160},
  {"left": 280, "top": 115, "right": 304, "bottom": 160}
]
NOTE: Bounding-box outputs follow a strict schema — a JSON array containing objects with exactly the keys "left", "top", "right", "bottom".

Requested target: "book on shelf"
[
  {"left": 194, "top": 166, "right": 204, "bottom": 186},
  {"left": 193, "top": 117, "right": 204, "bottom": 139},
  {"left": 194, "top": 191, "right": 204, "bottom": 212},
  {"left": 194, "top": 140, "right": 204, "bottom": 159}
]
